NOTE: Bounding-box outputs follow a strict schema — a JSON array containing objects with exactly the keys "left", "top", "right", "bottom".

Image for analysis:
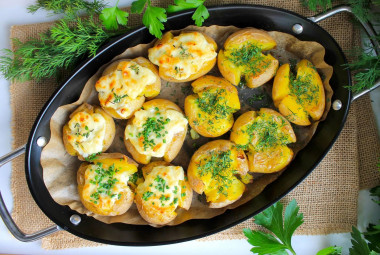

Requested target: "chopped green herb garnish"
[
  {"left": 196, "top": 88, "right": 236, "bottom": 119},
  {"left": 154, "top": 175, "right": 167, "bottom": 193},
  {"left": 226, "top": 42, "right": 270, "bottom": 76},
  {"left": 129, "top": 64, "right": 140, "bottom": 74},
  {"left": 112, "top": 92, "right": 128, "bottom": 103},
  {"left": 84, "top": 152, "right": 101, "bottom": 162},
  {"left": 89, "top": 163, "right": 121, "bottom": 204},
  {"left": 142, "top": 191, "right": 154, "bottom": 201},
  {"left": 138, "top": 113, "right": 171, "bottom": 150},
  {"left": 197, "top": 150, "right": 235, "bottom": 196}
]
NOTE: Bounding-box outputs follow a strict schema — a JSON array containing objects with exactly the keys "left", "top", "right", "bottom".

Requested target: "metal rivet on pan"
[
  {"left": 70, "top": 214, "right": 81, "bottom": 225},
  {"left": 332, "top": 99, "right": 342, "bottom": 110},
  {"left": 292, "top": 24, "right": 303, "bottom": 34},
  {"left": 36, "top": 136, "right": 47, "bottom": 147}
]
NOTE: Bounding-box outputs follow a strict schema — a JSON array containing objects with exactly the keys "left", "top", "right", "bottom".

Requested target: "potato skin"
[
  {"left": 124, "top": 99, "right": 188, "bottom": 164},
  {"left": 135, "top": 161, "right": 193, "bottom": 225},
  {"left": 95, "top": 57, "right": 161, "bottom": 119},
  {"left": 272, "top": 59, "right": 325, "bottom": 126},
  {"left": 184, "top": 75, "right": 240, "bottom": 137},
  {"left": 218, "top": 28, "right": 279, "bottom": 88},
  {"left": 230, "top": 108, "right": 296, "bottom": 173},
  {"left": 77, "top": 153, "right": 138, "bottom": 216},
  {"left": 148, "top": 31, "right": 217, "bottom": 83},
  {"left": 62, "top": 103, "right": 115, "bottom": 161},
  {"left": 187, "top": 140, "right": 249, "bottom": 208}
]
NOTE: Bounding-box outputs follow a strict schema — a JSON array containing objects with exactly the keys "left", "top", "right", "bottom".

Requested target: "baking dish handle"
[
  {"left": 308, "top": 5, "right": 380, "bottom": 101},
  {"left": 0, "top": 145, "right": 61, "bottom": 242}
]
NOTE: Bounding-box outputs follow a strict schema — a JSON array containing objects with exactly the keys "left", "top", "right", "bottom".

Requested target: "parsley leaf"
[
  {"left": 192, "top": 4, "right": 209, "bottom": 26},
  {"left": 142, "top": 5, "right": 167, "bottom": 39},
  {"left": 131, "top": 0, "right": 167, "bottom": 38},
  {"left": 349, "top": 226, "right": 372, "bottom": 255},
  {"left": 364, "top": 223, "right": 380, "bottom": 253},
  {"left": 167, "top": 0, "right": 209, "bottom": 26},
  {"left": 131, "top": 0, "right": 147, "bottom": 13},
  {"left": 100, "top": 0, "right": 129, "bottom": 30},
  {"left": 316, "top": 246, "right": 342, "bottom": 255},
  {"left": 243, "top": 199, "right": 303, "bottom": 255},
  {"left": 167, "top": 0, "right": 205, "bottom": 12}
]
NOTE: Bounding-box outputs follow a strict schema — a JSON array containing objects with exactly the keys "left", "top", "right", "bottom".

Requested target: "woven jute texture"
[{"left": 8, "top": 0, "right": 380, "bottom": 250}]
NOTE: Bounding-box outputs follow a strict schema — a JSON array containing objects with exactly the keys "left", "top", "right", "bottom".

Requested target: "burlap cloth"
[{"left": 7, "top": 0, "right": 380, "bottom": 250}]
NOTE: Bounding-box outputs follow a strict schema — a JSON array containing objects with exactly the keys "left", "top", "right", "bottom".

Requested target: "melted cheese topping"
[
  {"left": 82, "top": 162, "right": 137, "bottom": 211},
  {"left": 125, "top": 107, "right": 188, "bottom": 157},
  {"left": 136, "top": 166, "right": 184, "bottom": 209},
  {"left": 148, "top": 32, "right": 217, "bottom": 80},
  {"left": 67, "top": 111, "right": 106, "bottom": 158},
  {"left": 95, "top": 61, "right": 157, "bottom": 118}
]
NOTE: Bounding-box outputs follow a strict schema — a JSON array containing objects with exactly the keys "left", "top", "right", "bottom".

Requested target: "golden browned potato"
[
  {"left": 218, "top": 28, "right": 279, "bottom": 88},
  {"left": 124, "top": 99, "right": 188, "bottom": 164},
  {"left": 148, "top": 31, "right": 217, "bottom": 82},
  {"left": 272, "top": 59, "right": 325, "bottom": 126},
  {"left": 77, "top": 153, "right": 138, "bottom": 216},
  {"left": 135, "top": 161, "right": 192, "bottom": 225},
  {"left": 230, "top": 108, "right": 296, "bottom": 173},
  {"left": 184, "top": 75, "right": 240, "bottom": 137},
  {"left": 62, "top": 103, "right": 115, "bottom": 161},
  {"left": 187, "top": 140, "right": 251, "bottom": 208},
  {"left": 95, "top": 57, "right": 161, "bottom": 119}
]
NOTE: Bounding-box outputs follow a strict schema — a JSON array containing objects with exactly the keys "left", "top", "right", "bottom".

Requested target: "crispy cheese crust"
[
  {"left": 62, "top": 103, "right": 115, "bottom": 160},
  {"left": 135, "top": 161, "right": 193, "bottom": 225},
  {"left": 148, "top": 31, "right": 217, "bottom": 82},
  {"left": 95, "top": 57, "right": 161, "bottom": 119},
  {"left": 124, "top": 99, "right": 188, "bottom": 164}
]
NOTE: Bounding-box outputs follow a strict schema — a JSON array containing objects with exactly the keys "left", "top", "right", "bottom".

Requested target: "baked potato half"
[
  {"left": 230, "top": 108, "right": 296, "bottom": 173},
  {"left": 124, "top": 99, "right": 188, "bottom": 164},
  {"left": 272, "top": 59, "right": 325, "bottom": 126},
  {"left": 184, "top": 75, "right": 240, "bottom": 137},
  {"left": 218, "top": 28, "right": 279, "bottom": 88},
  {"left": 62, "top": 103, "right": 115, "bottom": 161},
  {"left": 148, "top": 31, "right": 217, "bottom": 82},
  {"left": 135, "top": 161, "right": 192, "bottom": 225},
  {"left": 95, "top": 57, "right": 161, "bottom": 119},
  {"left": 187, "top": 140, "right": 251, "bottom": 208},
  {"left": 77, "top": 153, "right": 138, "bottom": 216}
]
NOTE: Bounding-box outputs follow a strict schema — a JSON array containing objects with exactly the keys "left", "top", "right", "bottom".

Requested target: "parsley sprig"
[
  {"left": 243, "top": 200, "right": 303, "bottom": 255},
  {"left": 131, "top": 0, "right": 167, "bottom": 39},
  {"left": 244, "top": 185, "right": 380, "bottom": 254},
  {"left": 100, "top": 0, "right": 129, "bottom": 30},
  {"left": 167, "top": 0, "right": 209, "bottom": 26}
]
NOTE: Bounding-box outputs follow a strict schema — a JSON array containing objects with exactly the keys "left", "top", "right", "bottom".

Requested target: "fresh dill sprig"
[
  {"left": 0, "top": 0, "right": 128, "bottom": 82},
  {"left": 301, "top": 0, "right": 379, "bottom": 22},
  {"left": 344, "top": 36, "right": 380, "bottom": 93},
  {"left": 0, "top": 16, "right": 123, "bottom": 82},
  {"left": 300, "top": 0, "right": 334, "bottom": 11},
  {"left": 27, "top": 0, "right": 105, "bottom": 17}
]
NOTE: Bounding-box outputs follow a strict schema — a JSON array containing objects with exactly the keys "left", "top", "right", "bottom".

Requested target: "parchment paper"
[{"left": 41, "top": 25, "right": 333, "bottom": 226}]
